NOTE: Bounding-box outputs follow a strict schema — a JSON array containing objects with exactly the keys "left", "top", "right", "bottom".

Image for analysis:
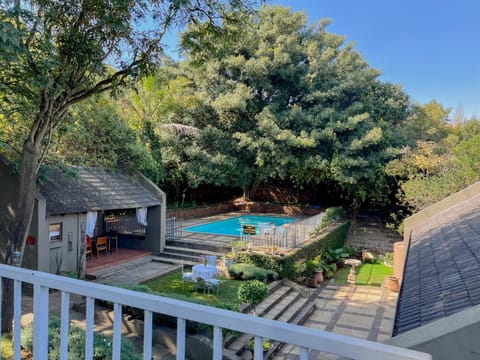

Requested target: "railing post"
[
  {"left": 113, "top": 303, "right": 122, "bottom": 360},
  {"left": 253, "top": 335, "right": 263, "bottom": 360},
  {"left": 177, "top": 318, "right": 186, "bottom": 360},
  {"left": 33, "top": 282, "right": 49, "bottom": 360},
  {"left": 213, "top": 326, "right": 223, "bottom": 360},
  {"left": 60, "top": 291, "right": 70, "bottom": 360},
  {"left": 143, "top": 310, "right": 153, "bottom": 360},
  {"left": 300, "top": 346, "right": 309, "bottom": 360},
  {"left": 13, "top": 280, "right": 22, "bottom": 360},
  {"left": 85, "top": 297, "right": 95, "bottom": 359}
]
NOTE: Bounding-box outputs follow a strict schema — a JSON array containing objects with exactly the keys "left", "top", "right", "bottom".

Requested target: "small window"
[{"left": 49, "top": 223, "right": 62, "bottom": 242}]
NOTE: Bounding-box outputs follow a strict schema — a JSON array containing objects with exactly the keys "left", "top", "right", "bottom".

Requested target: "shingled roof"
[
  {"left": 393, "top": 190, "right": 480, "bottom": 335},
  {"left": 39, "top": 167, "right": 162, "bottom": 215}
]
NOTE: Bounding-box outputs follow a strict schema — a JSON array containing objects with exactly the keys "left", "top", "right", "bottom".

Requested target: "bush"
[
  {"left": 22, "top": 317, "right": 141, "bottom": 360},
  {"left": 228, "top": 263, "right": 278, "bottom": 282},
  {"left": 237, "top": 280, "right": 269, "bottom": 315},
  {"left": 229, "top": 223, "right": 350, "bottom": 281}
]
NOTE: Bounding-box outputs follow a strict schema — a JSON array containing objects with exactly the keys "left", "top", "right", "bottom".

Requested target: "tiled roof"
[
  {"left": 39, "top": 167, "right": 162, "bottom": 215},
  {"left": 393, "top": 192, "right": 480, "bottom": 335}
]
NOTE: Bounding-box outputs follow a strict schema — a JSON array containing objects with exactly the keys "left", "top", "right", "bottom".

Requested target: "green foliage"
[
  {"left": 52, "top": 95, "right": 162, "bottom": 182},
  {"left": 388, "top": 114, "right": 480, "bottom": 214},
  {"left": 22, "top": 317, "right": 141, "bottom": 360},
  {"left": 228, "top": 263, "right": 278, "bottom": 282},
  {"left": 382, "top": 252, "right": 394, "bottom": 267},
  {"left": 323, "top": 247, "right": 350, "bottom": 264},
  {"left": 237, "top": 280, "right": 269, "bottom": 309},
  {"left": 238, "top": 223, "right": 350, "bottom": 280},
  {"left": 303, "top": 259, "right": 318, "bottom": 279},
  {"left": 248, "top": 338, "right": 272, "bottom": 351},
  {"left": 311, "top": 207, "right": 345, "bottom": 234},
  {"left": 157, "top": 5, "right": 410, "bottom": 203}
]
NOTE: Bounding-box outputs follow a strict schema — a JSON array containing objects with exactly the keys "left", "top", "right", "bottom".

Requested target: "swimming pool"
[{"left": 184, "top": 215, "right": 298, "bottom": 237}]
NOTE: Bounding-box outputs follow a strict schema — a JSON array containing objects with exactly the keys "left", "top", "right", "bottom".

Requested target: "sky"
[{"left": 165, "top": 0, "right": 480, "bottom": 119}]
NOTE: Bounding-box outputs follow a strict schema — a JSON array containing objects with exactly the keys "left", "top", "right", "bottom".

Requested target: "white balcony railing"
[{"left": 0, "top": 264, "right": 431, "bottom": 360}]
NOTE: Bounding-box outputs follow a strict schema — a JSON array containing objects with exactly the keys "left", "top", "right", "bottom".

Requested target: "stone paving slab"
[{"left": 274, "top": 284, "right": 398, "bottom": 360}]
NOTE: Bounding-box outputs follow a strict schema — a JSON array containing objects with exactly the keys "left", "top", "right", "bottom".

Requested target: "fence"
[
  {"left": 0, "top": 264, "right": 431, "bottom": 360},
  {"left": 104, "top": 214, "right": 146, "bottom": 234},
  {"left": 166, "top": 217, "right": 183, "bottom": 241},
  {"left": 241, "top": 212, "right": 326, "bottom": 250}
]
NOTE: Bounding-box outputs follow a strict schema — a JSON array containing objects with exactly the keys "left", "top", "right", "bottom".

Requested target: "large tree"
[
  {"left": 174, "top": 6, "right": 409, "bottom": 206},
  {"left": 0, "top": 0, "right": 253, "bottom": 332}
]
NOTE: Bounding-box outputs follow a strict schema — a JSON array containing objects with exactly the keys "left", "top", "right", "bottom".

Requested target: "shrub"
[
  {"left": 231, "top": 223, "right": 350, "bottom": 281},
  {"left": 237, "top": 280, "right": 269, "bottom": 315},
  {"left": 228, "top": 263, "right": 278, "bottom": 282},
  {"left": 22, "top": 317, "right": 142, "bottom": 360}
]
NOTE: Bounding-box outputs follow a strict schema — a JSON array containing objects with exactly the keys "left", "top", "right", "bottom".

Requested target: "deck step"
[
  {"left": 166, "top": 238, "right": 231, "bottom": 253},
  {"left": 163, "top": 245, "right": 221, "bottom": 258}
]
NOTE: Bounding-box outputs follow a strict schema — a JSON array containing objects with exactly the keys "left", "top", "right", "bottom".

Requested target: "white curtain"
[
  {"left": 136, "top": 207, "right": 148, "bottom": 226},
  {"left": 86, "top": 211, "right": 98, "bottom": 237}
]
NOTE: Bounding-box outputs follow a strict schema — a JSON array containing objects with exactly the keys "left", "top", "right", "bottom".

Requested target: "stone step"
[
  {"left": 228, "top": 282, "right": 310, "bottom": 357},
  {"left": 150, "top": 256, "right": 195, "bottom": 267},
  {"left": 276, "top": 296, "right": 309, "bottom": 323},
  {"left": 166, "top": 238, "right": 231, "bottom": 253},
  {"left": 164, "top": 245, "right": 222, "bottom": 258},
  {"left": 262, "top": 292, "right": 303, "bottom": 321},
  {"left": 255, "top": 286, "right": 294, "bottom": 317}
]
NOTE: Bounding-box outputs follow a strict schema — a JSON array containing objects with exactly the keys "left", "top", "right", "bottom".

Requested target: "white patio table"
[{"left": 192, "top": 264, "right": 218, "bottom": 281}]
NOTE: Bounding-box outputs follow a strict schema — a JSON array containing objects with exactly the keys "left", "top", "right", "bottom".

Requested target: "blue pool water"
[{"left": 184, "top": 215, "right": 298, "bottom": 237}]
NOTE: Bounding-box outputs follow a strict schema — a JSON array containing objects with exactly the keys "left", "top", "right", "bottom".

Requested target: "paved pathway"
[
  {"left": 90, "top": 256, "right": 176, "bottom": 284},
  {"left": 273, "top": 283, "right": 397, "bottom": 360}
]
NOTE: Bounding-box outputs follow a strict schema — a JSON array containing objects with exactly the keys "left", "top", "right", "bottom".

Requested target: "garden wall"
[{"left": 166, "top": 201, "right": 321, "bottom": 219}]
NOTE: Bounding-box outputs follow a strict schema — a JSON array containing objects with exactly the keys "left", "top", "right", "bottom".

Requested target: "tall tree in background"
[
  {"left": 0, "top": 0, "right": 253, "bottom": 333},
  {"left": 177, "top": 6, "right": 409, "bottom": 207}
]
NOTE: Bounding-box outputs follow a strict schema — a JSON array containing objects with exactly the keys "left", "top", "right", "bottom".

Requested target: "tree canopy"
[{"left": 151, "top": 6, "right": 410, "bottom": 207}]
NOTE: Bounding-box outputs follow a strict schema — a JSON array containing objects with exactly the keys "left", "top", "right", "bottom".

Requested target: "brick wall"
[{"left": 166, "top": 201, "right": 321, "bottom": 219}]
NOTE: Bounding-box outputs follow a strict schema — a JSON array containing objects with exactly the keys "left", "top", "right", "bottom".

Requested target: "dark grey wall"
[{"left": 145, "top": 205, "right": 161, "bottom": 253}]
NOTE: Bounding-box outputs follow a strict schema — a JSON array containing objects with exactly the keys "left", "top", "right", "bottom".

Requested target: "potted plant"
[
  {"left": 304, "top": 260, "right": 318, "bottom": 287},
  {"left": 248, "top": 339, "right": 272, "bottom": 353},
  {"left": 324, "top": 247, "right": 349, "bottom": 269}
]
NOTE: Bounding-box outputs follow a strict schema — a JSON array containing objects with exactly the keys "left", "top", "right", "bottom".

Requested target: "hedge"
[{"left": 236, "top": 222, "right": 350, "bottom": 280}]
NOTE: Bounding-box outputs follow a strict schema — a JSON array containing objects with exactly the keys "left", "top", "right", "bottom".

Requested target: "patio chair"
[
  {"left": 205, "top": 255, "right": 217, "bottom": 267},
  {"left": 205, "top": 272, "right": 220, "bottom": 295},
  {"left": 95, "top": 236, "right": 109, "bottom": 258},
  {"left": 181, "top": 260, "right": 195, "bottom": 292},
  {"left": 86, "top": 236, "right": 93, "bottom": 259}
]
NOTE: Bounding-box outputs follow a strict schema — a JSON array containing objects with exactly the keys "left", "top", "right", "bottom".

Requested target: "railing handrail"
[{"left": 0, "top": 264, "right": 431, "bottom": 360}]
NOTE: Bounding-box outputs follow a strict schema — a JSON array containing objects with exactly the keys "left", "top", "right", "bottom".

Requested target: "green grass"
[
  {"left": 143, "top": 270, "right": 243, "bottom": 308},
  {"left": 333, "top": 261, "right": 393, "bottom": 286}
]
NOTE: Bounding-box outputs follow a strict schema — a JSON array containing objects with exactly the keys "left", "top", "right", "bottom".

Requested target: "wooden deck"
[{"left": 86, "top": 248, "right": 150, "bottom": 274}]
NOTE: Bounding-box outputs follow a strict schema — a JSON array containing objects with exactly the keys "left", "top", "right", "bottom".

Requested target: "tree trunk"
[
  {"left": 2, "top": 125, "right": 44, "bottom": 333},
  {"left": 246, "top": 176, "right": 262, "bottom": 201}
]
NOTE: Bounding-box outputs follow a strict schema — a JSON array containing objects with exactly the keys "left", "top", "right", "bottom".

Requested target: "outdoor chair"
[
  {"left": 205, "top": 271, "right": 220, "bottom": 295},
  {"left": 95, "top": 236, "right": 109, "bottom": 258},
  {"left": 86, "top": 236, "right": 93, "bottom": 259},
  {"left": 181, "top": 260, "right": 195, "bottom": 292},
  {"left": 205, "top": 255, "right": 217, "bottom": 267}
]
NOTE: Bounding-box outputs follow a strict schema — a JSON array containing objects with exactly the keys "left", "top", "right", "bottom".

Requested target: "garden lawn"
[
  {"left": 333, "top": 262, "right": 393, "bottom": 286},
  {"left": 143, "top": 270, "right": 243, "bottom": 308}
]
